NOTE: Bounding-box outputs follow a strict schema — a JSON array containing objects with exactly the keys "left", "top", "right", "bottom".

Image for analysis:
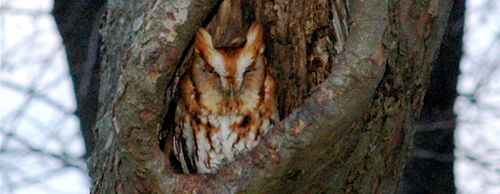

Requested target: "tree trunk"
[
  {"left": 87, "top": 0, "right": 454, "bottom": 193},
  {"left": 52, "top": 0, "right": 107, "bottom": 158},
  {"left": 399, "top": 0, "right": 464, "bottom": 193}
]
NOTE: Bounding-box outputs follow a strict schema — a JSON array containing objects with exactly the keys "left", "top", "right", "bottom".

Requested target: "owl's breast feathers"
[{"left": 174, "top": 73, "right": 278, "bottom": 174}]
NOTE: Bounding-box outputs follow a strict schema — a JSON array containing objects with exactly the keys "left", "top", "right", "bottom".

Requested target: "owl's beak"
[
  {"left": 223, "top": 77, "right": 239, "bottom": 99},
  {"left": 229, "top": 87, "right": 235, "bottom": 99},
  {"left": 228, "top": 81, "right": 238, "bottom": 100}
]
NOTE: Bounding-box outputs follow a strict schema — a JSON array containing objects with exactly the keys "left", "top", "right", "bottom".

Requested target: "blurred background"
[
  {"left": 0, "top": 0, "right": 499, "bottom": 193},
  {"left": 0, "top": 0, "right": 88, "bottom": 193}
]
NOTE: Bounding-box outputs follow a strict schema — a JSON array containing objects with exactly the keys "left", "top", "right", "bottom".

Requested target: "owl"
[{"left": 170, "top": 23, "right": 279, "bottom": 174}]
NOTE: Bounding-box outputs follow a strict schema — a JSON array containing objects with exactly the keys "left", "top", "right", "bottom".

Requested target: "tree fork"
[{"left": 89, "top": 0, "right": 454, "bottom": 193}]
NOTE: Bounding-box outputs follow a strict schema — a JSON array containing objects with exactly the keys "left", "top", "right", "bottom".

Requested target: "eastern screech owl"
[{"left": 172, "top": 23, "right": 279, "bottom": 174}]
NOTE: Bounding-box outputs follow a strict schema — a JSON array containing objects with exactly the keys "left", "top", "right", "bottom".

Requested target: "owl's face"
[{"left": 187, "top": 24, "right": 267, "bottom": 114}]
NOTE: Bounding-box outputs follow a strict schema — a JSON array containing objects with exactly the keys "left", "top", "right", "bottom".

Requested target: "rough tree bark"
[
  {"left": 80, "top": 0, "right": 454, "bottom": 193},
  {"left": 399, "top": 0, "right": 464, "bottom": 193}
]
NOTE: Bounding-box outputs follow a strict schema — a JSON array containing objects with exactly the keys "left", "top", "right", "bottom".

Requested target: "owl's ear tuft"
[
  {"left": 194, "top": 27, "right": 214, "bottom": 54},
  {"left": 243, "top": 23, "right": 265, "bottom": 54}
]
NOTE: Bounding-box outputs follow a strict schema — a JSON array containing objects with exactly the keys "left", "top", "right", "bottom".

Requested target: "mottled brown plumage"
[{"left": 172, "top": 23, "right": 278, "bottom": 174}]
